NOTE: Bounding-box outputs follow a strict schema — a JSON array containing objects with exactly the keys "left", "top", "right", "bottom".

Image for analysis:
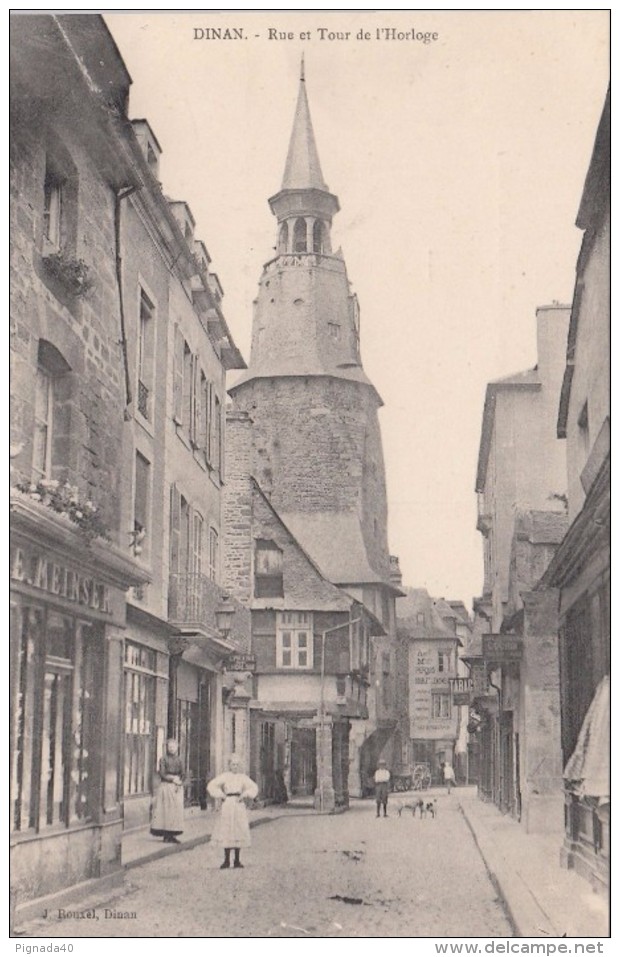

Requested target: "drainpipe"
[
  {"left": 114, "top": 186, "right": 139, "bottom": 416},
  {"left": 488, "top": 671, "right": 502, "bottom": 804}
]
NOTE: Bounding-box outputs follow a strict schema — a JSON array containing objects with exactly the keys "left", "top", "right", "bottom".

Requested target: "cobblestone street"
[{"left": 22, "top": 795, "right": 513, "bottom": 938}]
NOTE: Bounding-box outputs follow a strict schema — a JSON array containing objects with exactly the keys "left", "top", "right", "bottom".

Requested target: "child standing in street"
[{"left": 374, "top": 758, "right": 391, "bottom": 817}]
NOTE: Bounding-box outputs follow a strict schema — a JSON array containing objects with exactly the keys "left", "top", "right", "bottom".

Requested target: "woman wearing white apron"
[{"left": 207, "top": 754, "right": 259, "bottom": 868}]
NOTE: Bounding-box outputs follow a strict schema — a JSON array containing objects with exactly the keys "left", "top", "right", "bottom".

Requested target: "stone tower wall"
[
  {"left": 231, "top": 376, "right": 390, "bottom": 580},
  {"left": 251, "top": 257, "right": 359, "bottom": 372}
]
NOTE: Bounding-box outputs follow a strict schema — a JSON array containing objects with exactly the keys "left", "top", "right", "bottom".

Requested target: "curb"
[
  {"left": 458, "top": 801, "right": 520, "bottom": 937},
  {"left": 458, "top": 800, "right": 559, "bottom": 938}
]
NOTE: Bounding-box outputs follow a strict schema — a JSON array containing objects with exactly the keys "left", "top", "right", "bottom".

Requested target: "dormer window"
[
  {"left": 131, "top": 120, "right": 162, "bottom": 179},
  {"left": 255, "top": 539, "right": 284, "bottom": 598},
  {"left": 146, "top": 144, "right": 158, "bottom": 174}
]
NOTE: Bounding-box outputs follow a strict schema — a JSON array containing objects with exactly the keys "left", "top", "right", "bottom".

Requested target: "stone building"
[
  {"left": 471, "top": 303, "right": 571, "bottom": 825},
  {"left": 115, "top": 119, "right": 247, "bottom": 833},
  {"left": 9, "top": 13, "right": 247, "bottom": 910},
  {"left": 396, "top": 589, "right": 463, "bottom": 782},
  {"left": 10, "top": 14, "right": 148, "bottom": 907},
  {"left": 224, "top": 67, "right": 402, "bottom": 805},
  {"left": 538, "top": 88, "right": 610, "bottom": 892}
]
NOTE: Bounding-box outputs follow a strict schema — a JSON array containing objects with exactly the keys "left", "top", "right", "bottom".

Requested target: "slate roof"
[
  {"left": 278, "top": 509, "right": 398, "bottom": 591},
  {"left": 396, "top": 588, "right": 458, "bottom": 640},
  {"left": 281, "top": 73, "right": 328, "bottom": 192}
]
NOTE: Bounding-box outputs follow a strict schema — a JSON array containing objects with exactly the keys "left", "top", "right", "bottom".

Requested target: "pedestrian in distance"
[
  {"left": 443, "top": 760, "right": 456, "bottom": 794},
  {"left": 374, "top": 758, "right": 391, "bottom": 817},
  {"left": 150, "top": 738, "right": 185, "bottom": 844},
  {"left": 207, "top": 754, "right": 259, "bottom": 869}
]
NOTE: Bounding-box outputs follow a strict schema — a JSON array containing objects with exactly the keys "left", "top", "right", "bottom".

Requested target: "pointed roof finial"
[{"left": 300, "top": 52, "right": 305, "bottom": 82}]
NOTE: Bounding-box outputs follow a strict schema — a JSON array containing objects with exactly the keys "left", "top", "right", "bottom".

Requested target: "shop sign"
[
  {"left": 449, "top": 677, "right": 472, "bottom": 694},
  {"left": 452, "top": 691, "right": 472, "bottom": 706},
  {"left": 226, "top": 652, "right": 257, "bottom": 673},
  {"left": 469, "top": 659, "right": 489, "bottom": 696},
  {"left": 482, "top": 634, "right": 523, "bottom": 662},
  {"left": 10, "top": 545, "right": 112, "bottom": 615}
]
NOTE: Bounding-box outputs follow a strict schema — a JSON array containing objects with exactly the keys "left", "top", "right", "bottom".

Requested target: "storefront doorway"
[{"left": 290, "top": 727, "right": 316, "bottom": 796}]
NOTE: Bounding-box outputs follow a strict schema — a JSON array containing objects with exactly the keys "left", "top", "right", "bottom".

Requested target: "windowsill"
[
  {"left": 174, "top": 425, "right": 193, "bottom": 452},
  {"left": 192, "top": 449, "right": 208, "bottom": 472},
  {"left": 208, "top": 468, "right": 223, "bottom": 490},
  {"left": 135, "top": 408, "right": 155, "bottom": 438}
]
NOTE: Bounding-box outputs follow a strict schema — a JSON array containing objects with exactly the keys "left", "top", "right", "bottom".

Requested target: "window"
[
  {"left": 43, "top": 162, "right": 63, "bottom": 251},
  {"left": 211, "top": 394, "right": 222, "bottom": 472},
  {"left": 254, "top": 539, "right": 284, "bottom": 598},
  {"left": 11, "top": 602, "right": 102, "bottom": 832},
  {"left": 133, "top": 452, "right": 150, "bottom": 557},
  {"left": 137, "top": 289, "right": 154, "bottom": 420},
  {"left": 438, "top": 652, "right": 450, "bottom": 673},
  {"left": 293, "top": 218, "right": 307, "bottom": 253},
  {"left": 192, "top": 512, "right": 203, "bottom": 577},
  {"left": 276, "top": 612, "right": 313, "bottom": 669},
  {"left": 182, "top": 342, "right": 192, "bottom": 431},
  {"left": 200, "top": 372, "right": 211, "bottom": 459},
  {"left": 313, "top": 220, "right": 325, "bottom": 254},
  {"left": 209, "top": 527, "right": 219, "bottom": 583},
  {"left": 416, "top": 612, "right": 425, "bottom": 624},
  {"left": 328, "top": 322, "right": 341, "bottom": 341},
  {"left": 32, "top": 340, "right": 70, "bottom": 481},
  {"left": 431, "top": 693, "right": 451, "bottom": 719},
  {"left": 33, "top": 366, "right": 54, "bottom": 480},
  {"left": 124, "top": 642, "right": 156, "bottom": 796},
  {"left": 180, "top": 495, "right": 191, "bottom": 575}
]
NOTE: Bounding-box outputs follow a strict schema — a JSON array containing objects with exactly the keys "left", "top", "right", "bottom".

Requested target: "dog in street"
[{"left": 397, "top": 798, "right": 437, "bottom": 819}]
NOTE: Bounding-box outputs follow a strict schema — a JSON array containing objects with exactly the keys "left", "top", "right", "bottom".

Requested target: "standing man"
[{"left": 374, "top": 758, "right": 391, "bottom": 818}]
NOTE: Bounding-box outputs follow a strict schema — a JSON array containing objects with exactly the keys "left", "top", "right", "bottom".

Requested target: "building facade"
[
  {"left": 10, "top": 13, "right": 247, "bottom": 909},
  {"left": 10, "top": 14, "right": 148, "bottom": 906},
  {"left": 538, "top": 88, "right": 610, "bottom": 892},
  {"left": 396, "top": 589, "right": 463, "bottom": 782},
  {"left": 471, "top": 303, "right": 570, "bottom": 828},
  {"left": 225, "top": 68, "right": 402, "bottom": 805}
]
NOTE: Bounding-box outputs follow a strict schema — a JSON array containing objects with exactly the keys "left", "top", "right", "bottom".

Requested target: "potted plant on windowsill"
[
  {"left": 42, "top": 251, "right": 94, "bottom": 299},
  {"left": 12, "top": 479, "right": 109, "bottom": 543}
]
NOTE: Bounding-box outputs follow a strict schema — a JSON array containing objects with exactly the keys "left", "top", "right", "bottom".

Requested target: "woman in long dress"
[
  {"left": 207, "top": 754, "right": 258, "bottom": 868},
  {"left": 150, "top": 739, "right": 184, "bottom": 843}
]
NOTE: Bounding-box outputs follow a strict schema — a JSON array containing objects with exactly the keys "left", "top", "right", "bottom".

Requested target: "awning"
[{"left": 564, "top": 675, "right": 610, "bottom": 801}]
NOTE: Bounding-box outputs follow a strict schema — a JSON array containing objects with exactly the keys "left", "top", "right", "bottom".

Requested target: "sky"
[{"left": 105, "top": 10, "right": 609, "bottom": 608}]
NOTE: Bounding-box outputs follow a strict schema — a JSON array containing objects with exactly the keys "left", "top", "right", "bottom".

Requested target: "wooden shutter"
[
  {"left": 199, "top": 372, "right": 208, "bottom": 455},
  {"left": 191, "top": 355, "right": 200, "bottom": 446},
  {"left": 173, "top": 326, "right": 184, "bottom": 423},
  {"left": 206, "top": 382, "right": 213, "bottom": 465},
  {"left": 169, "top": 483, "right": 180, "bottom": 575}
]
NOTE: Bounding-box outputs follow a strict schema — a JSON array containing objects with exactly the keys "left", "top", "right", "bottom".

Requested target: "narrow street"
[{"left": 22, "top": 794, "right": 512, "bottom": 938}]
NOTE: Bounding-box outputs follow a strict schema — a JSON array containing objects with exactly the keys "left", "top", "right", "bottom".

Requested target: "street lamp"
[
  {"left": 215, "top": 593, "right": 236, "bottom": 639},
  {"left": 316, "top": 616, "right": 362, "bottom": 814}
]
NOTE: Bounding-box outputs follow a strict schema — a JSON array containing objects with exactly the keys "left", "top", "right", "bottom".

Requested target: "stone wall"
[{"left": 10, "top": 112, "right": 126, "bottom": 540}]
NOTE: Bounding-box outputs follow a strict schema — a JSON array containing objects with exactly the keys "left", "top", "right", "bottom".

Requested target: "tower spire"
[{"left": 280, "top": 67, "right": 327, "bottom": 191}]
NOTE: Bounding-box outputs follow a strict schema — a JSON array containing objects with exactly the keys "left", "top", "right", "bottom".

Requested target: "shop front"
[{"left": 10, "top": 497, "right": 147, "bottom": 908}]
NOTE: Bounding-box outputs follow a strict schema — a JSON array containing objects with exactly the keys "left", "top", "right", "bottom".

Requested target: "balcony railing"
[{"left": 168, "top": 571, "right": 222, "bottom": 632}]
